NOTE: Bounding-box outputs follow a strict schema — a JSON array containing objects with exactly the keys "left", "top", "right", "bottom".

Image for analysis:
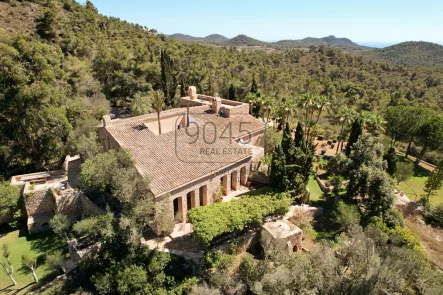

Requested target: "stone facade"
[
  {"left": 97, "top": 86, "right": 265, "bottom": 229},
  {"left": 157, "top": 159, "right": 251, "bottom": 222}
]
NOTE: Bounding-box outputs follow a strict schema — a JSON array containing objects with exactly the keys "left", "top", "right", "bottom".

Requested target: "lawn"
[
  {"left": 0, "top": 226, "right": 66, "bottom": 294},
  {"left": 396, "top": 159, "right": 443, "bottom": 207},
  {"left": 307, "top": 175, "right": 323, "bottom": 202}
]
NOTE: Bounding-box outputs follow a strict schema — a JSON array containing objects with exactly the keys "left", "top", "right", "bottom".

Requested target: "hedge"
[{"left": 187, "top": 192, "right": 291, "bottom": 247}]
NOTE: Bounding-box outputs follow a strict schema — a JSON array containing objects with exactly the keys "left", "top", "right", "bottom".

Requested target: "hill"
[
  {"left": 168, "top": 33, "right": 228, "bottom": 44},
  {"left": 363, "top": 41, "right": 443, "bottom": 69},
  {"left": 301, "top": 35, "right": 360, "bottom": 47},
  {"left": 2, "top": 0, "right": 443, "bottom": 178},
  {"left": 168, "top": 32, "right": 367, "bottom": 51},
  {"left": 224, "top": 34, "right": 267, "bottom": 46}
]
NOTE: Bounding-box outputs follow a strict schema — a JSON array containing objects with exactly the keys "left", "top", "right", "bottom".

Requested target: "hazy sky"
[{"left": 87, "top": 0, "right": 443, "bottom": 45}]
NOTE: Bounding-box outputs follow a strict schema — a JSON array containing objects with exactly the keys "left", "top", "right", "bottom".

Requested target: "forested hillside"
[
  {"left": 363, "top": 41, "right": 443, "bottom": 69},
  {"left": 1, "top": 0, "right": 443, "bottom": 179}
]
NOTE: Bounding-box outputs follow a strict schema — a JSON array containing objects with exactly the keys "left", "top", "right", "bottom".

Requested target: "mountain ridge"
[{"left": 168, "top": 33, "right": 366, "bottom": 49}]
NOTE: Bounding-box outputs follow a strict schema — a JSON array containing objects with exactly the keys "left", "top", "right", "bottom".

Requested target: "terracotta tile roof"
[{"left": 105, "top": 106, "right": 264, "bottom": 196}]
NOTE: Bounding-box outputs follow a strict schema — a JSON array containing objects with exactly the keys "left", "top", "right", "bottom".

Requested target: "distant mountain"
[
  {"left": 224, "top": 34, "right": 266, "bottom": 46},
  {"left": 301, "top": 35, "right": 360, "bottom": 47},
  {"left": 363, "top": 41, "right": 443, "bottom": 69},
  {"left": 168, "top": 33, "right": 367, "bottom": 51},
  {"left": 168, "top": 33, "right": 201, "bottom": 42},
  {"left": 168, "top": 33, "right": 228, "bottom": 44},
  {"left": 203, "top": 34, "right": 229, "bottom": 43}
]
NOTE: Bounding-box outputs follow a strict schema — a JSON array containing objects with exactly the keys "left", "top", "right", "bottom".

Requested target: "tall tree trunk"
[
  {"left": 263, "top": 118, "right": 267, "bottom": 155},
  {"left": 9, "top": 273, "right": 16, "bottom": 285},
  {"left": 0, "top": 262, "right": 17, "bottom": 285},
  {"left": 315, "top": 109, "right": 323, "bottom": 126},
  {"left": 336, "top": 123, "right": 345, "bottom": 154},
  {"left": 415, "top": 144, "right": 427, "bottom": 165},
  {"left": 157, "top": 112, "right": 162, "bottom": 135},
  {"left": 20, "top": 118, "right": 36, "bottom": 155},
  {"left": 405, "top": 135, "right": 414, "bottom": 158},
  {"left": 30, "top": 267, "right": 38, "bottom": 283}
]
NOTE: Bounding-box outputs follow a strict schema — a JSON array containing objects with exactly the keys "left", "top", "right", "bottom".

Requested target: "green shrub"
[
  {"left": 426, "top": 204, "right": 443, "bottom": 227},
  {"left": 333, "top": 201, "right": 361, "bottom": 231},
  {"left": 205, "top": 251, "right": 235, "bottom": 271},
  {"left": 72, "top": 212, "right": 114, "bottom": 240},
  {"left": 187, "top": 193, "right": 290, "bottom": 247},
  {"left": 328, "top": 174, "right": 344, "bottom": 186}
]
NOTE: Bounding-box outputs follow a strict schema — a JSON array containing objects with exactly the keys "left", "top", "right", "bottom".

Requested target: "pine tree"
[
  {"left": 423, "top": 160, "right": 443, "bottom": 202},
  {"left": 270, "top": 145, "right": 287, "bottom": 191},
  {"left": 36, "top": 7, "right": 59, "bottom": 41},
  {"left": 384, "top": 147, "right": 398, "bottom": 176},
  {"left": 294, "top": 122, "right": 305, "bottom": 148},
  {"left": 345, "top": 119, "right": 363, "bottom": 156},
  {"left": 281, "top": 123, "right": 293, "bottom": 160}
]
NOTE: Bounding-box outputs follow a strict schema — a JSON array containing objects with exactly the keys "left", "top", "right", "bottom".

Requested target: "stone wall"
[
  {"left": 156, "top": 159, "right": 251, "bottom": 223},
  {"left": 223, "top": 103, "right": 250, "bottom": 117},
  {"left": 24, "top": 185, "right": 54, "bottom": 216},
  {"left": 97, "top": 126, "right": 120, "bottom": 152},
  {"left": 55, "top": 189, "right": 82, "bottom": 223},
  {"left": 79, "top": 194, "right": 106, "bottom": 218}
]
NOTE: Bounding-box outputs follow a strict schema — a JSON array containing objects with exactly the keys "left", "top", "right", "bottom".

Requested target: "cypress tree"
[
  {"left": 228, "top": 84, "right": 236, "bottom": 101},
  {"left": 281, "top": 123, "right": 293, "bottom": 160},
  {"left": 180, "top": 80, "right": 186, "bottom": 97},
  {"left": 251, "top": 76, "right": 258, "bottom": 94},
  {"left": 160, "top": 49, "right": 177, "bottom": 106},
  {"left": 270, "top": 145, "right": 287, "bottom": 191},
  {"left": 294, "top": 122, "right": 305, "bottom": 148},
  {"left": 345, "top": 119, "right": 363, "bottom": 156},
  {"left": 384, "top": 147, "right": 398, "bottom": 176}
]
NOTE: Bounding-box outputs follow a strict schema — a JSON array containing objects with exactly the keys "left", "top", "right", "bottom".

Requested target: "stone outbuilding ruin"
[
  {"left": 10, "top": 156, "right": 105, "bottom": 234},
  {"left": 261, "top": 219, "right": 303, "bottom": 255}
]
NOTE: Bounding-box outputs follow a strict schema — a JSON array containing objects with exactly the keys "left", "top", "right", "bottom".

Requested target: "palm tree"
[
  {"left": 368, "top": 113, "right": 386, "bottom": 136},
  {"left": 151, "top": 90, "right": 165, "bottom": 135},
  {"left": 336, "top": 106, "right": 355, "bottom": 154},
  {"left": 314, "top": 95, "right": 330, "bottom": 126},
  {"left": 261, "top": 95, "right": 275, "bottom": 124},
  {"left": 359, "top": 110, "right": 373, "bottom": 131},
  {"left": 305, "top": 120, "right": 317, "bottom": 141},
  {"left": 279, "top": 98, "right": 297, "bottom": 125},
  {"left": 246, "top": 92, "right": 261, "bottom": 117},
  {"left": 297, "top": 93, "right": 314, "bottom": 138}
]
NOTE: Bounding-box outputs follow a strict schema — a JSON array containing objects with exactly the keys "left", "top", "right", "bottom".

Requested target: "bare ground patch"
[{"left": 405, "top": 217, "right": 443, "bottom": 270}]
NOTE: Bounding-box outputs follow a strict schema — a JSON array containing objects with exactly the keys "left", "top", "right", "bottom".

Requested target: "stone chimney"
[
  {"left": 187, "top": 86, "right": 197, "bottom": 99},
  {"left": 102, "top": 115, "right": 111, "bottom": 127},
  {"left": 212, "top": 96, "right": 222, "bottom": 114}
]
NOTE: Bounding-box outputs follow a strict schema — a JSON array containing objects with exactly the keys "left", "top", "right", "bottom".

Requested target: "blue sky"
[{"left": 87, "top": 0, "right": 443, "bottom": 46}]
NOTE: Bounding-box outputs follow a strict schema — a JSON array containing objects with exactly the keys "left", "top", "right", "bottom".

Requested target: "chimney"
[
  {"left": 102, "top": 115, "right": 111, "bottom": 127},
  {"left": 212, "top": 96, "right": 222, "bottom": 114},
  {"left": 187, "top": 86, "right": 197, "bottom": 99}
]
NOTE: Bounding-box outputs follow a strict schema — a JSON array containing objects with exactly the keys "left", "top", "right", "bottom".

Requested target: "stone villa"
[
  {"left": 98, "top": 86, "right": 265, "bottom": 222},
  {"left": 8, "top": 87, "right": 266, "bottom": 233}
]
